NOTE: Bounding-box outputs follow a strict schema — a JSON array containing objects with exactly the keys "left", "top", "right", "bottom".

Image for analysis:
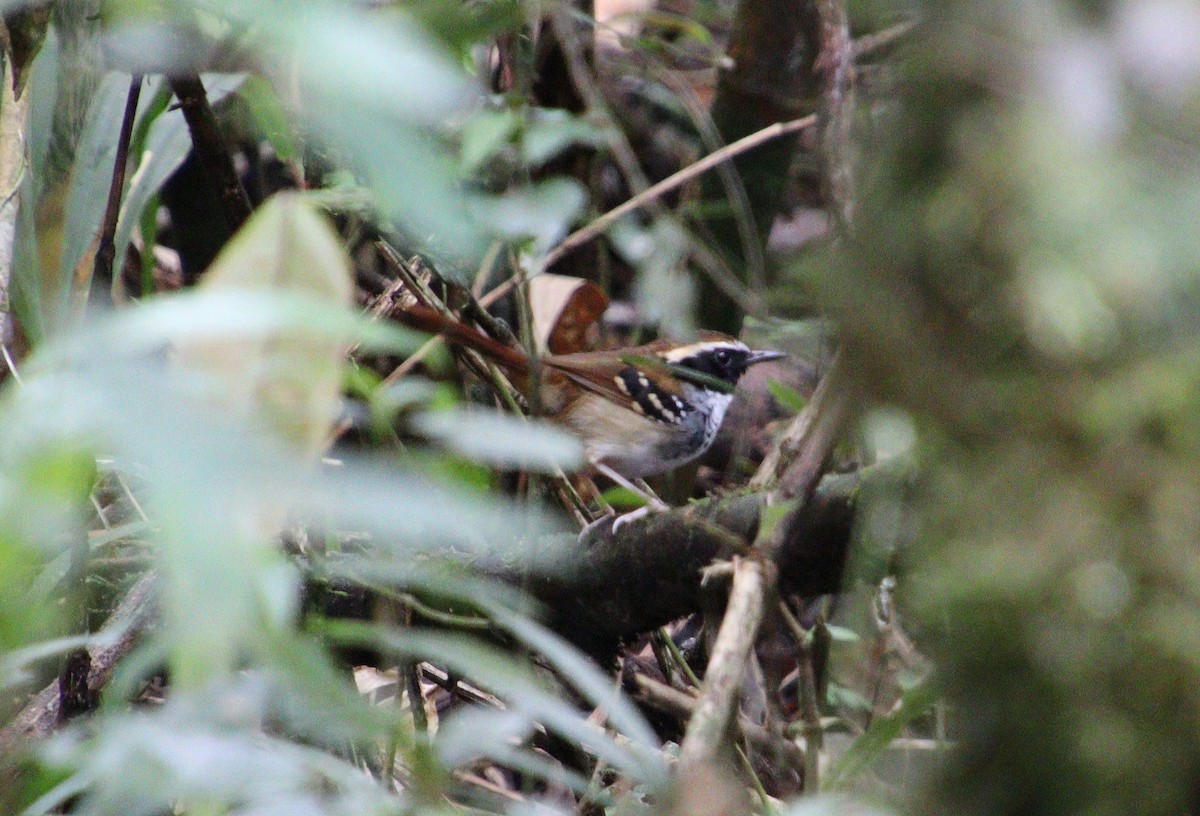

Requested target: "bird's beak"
[{"left": 747, "top": 349, "right": 787, "bottom": 366}]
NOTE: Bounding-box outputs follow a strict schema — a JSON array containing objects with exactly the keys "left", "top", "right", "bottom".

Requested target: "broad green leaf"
[
  {"left": 471, "top": 178, "right": 586, "bottom": 254},
  {"left": 9, "top": 25, "right": 55, "bottom": 344},
  {"left": 237, "top": 74, "right": 299, "bottom": 162},
  {"left": 521, "top": 108, "right": 610, "bottom": 167},
  {"left": 58, "top": 73, "right": 133, "bottom": 323},
  {"left": 11, "top": 172, "right": 44, "bottom": 344},
  {"left": 31, "top": 688, "right": 407, "bottom": 816},
  {"left": 612, "top": 219, "right": 694, "bottom": 339},
  {"left": 25, "top": 24, "right": 58, "bottom": 191},
  {"left": 0, "top": 631, "right": 117, "bottom": 690},
  {"left": 484, "top": 603, "right": 661, "bottom": 750},
  {"left": 285, "top": 3, "right": 470, "bottom": 128},
  {"left": 404, "top": 0, "right": 524, "bottom": 53},
  {"left": 94, "top": 0, "right": 488, "bottom": 267},
  {"left": 460, "top": 108, "right": 519, "bottom": 173},
  {"left": 319, "top": 621, "right": 670, "bottom": 787},
  {"left": 16, "top": 289, "right": 419, "bottom": 366},
  {"left": 307, "top": 460, "right": 566, "bottom": 559},
  {"left": 781, "top": 795, "right": 897, "bottom": 816},
  {"left": 436, "top": 707, "right": 600, "bottom": 797},
  {"left": 413, "top": 408, "right": 583, "bottom": 473},
  {"left": 279, "top": 2, "right": 486, "bottom": 265}
]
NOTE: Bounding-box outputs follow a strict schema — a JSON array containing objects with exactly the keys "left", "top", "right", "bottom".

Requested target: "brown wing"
[
  {"left": 544, "top": 351, "right": 646, "bottom": 413},
  {"left": 545, "top": 341, "right": 690, "bottom": 423}
]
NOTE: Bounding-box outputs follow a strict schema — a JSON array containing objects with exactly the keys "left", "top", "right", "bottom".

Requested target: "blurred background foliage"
[{"left": 0, "top": 0, "right": 1198, "bottom": 815}]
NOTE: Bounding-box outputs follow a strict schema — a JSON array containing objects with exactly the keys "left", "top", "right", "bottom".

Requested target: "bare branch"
[
  {"left": 167, "top": 73, "right": 252, "bottom": 234},
  {"left": 0, "top": 571, "right": 158, "bottom": 763},
  {"left": 677, "top": 556, "right": 774, "bottom": 770}
]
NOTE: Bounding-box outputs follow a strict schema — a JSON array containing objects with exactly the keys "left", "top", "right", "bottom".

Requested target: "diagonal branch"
[
  {"left": 0, "top": 570, "right": 158, "bottom": 769},
  {"left": 167, "top": 73, "right": 252, "bottom": 234},
  {"left": 543, "top": 115, "right": 817, "bottom": 270}
]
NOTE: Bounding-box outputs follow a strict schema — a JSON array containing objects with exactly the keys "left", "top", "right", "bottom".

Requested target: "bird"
[{"left": 396, "top": 304, "right": 785, "bottom": 493}]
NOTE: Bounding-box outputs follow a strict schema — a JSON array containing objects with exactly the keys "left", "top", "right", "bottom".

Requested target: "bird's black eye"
[{"left": 714, "top": 349, "right": 732, "bottom": 366}]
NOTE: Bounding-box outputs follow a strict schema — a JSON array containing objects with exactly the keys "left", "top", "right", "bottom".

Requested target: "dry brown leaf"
[{"left": 529, "top": 273, "right": 609, "bottom": 355}]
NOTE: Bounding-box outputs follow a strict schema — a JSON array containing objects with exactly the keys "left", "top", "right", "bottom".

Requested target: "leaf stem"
[{"left": 91, "top": 74, "right": 143, "bottom": 304}]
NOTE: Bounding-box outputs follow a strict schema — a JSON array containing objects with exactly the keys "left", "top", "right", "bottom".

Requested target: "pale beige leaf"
[{"left": 177, "top": 192, "right": 353, "bottom": 458}]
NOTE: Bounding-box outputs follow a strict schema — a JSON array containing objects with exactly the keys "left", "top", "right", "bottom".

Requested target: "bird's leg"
[
  {"left": 595, "top": 463, "right": 669, "bottom": 512},
  {"left": 591, "top": 464, "right": 669, "bottom": 534}
]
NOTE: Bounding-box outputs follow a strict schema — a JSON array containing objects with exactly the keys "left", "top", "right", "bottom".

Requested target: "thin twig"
[
  {"left": 91, "top": 74, "right": 143, "bottom": 301},
  {"left": 851, "top": 19, "right": 917, "bottom": 61},
  {"left": 543, "top": 115, "right": 817, "bottom": 269},
  {"left": 545, "top": 9, "right": 756, "bottom": 311},
  {"left": 368, "top": 248, "right": 595, "bottom": 525},
  {"left": 90, "top": 493, "right": 112, "bottom": 529},
  {"left": 479, "top": 114, "right": 817, "bottom": 312},
  {"left": 659, "top": 626, "right": 702, "bottom": 688},
  {"left": 655, "top": 68, "right": 767, "bottom": 294},
  {"left": 754, "top": 353, "right": 854, "bottom": 566},
  {"left": 1, "top": 344, "right": 23, "bottom": 386},
  {"left": 548, "top": 9, "right": 652, "bottom": 204},
  {"left": 750, "top": 351, "right": 851, "bottom": 501},
  {"left": 632, "top": 672, "right": 804, "bottom": 768},
  {"left": 111, "top": 471, "right": 151, "bottom": 525},
  {"left": 736, "top": 743, "right": 776, "bottom": 811},
  {"left": 677, "top": 556, "right": 774, "bottom": 771},
  {"left": 778, "top": 601, "right": 823, "bottom": 792},
  {"left": 404, "top": 661, "right": 427, "bottom": 731},
  {"left": 454, "top": 770, "right": 526, "bottom": 803}
]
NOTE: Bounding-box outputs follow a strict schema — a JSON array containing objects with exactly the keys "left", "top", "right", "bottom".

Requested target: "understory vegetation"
[{"left": 2, "top": 1, "right": 1200, "bottom": 815}]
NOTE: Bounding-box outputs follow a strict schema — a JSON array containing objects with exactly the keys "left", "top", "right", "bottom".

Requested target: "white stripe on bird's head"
[{"left": 660, "top": 340, "right": 748, "bottom": 363}]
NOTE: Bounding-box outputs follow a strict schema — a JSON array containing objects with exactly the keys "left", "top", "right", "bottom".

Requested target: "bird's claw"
[{"left": 581, "top": 498, "right": 670, "bottom": 537}]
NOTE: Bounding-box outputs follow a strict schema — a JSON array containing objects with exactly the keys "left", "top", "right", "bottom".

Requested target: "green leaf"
[
  {"left": 318, "top": 621, "right": 669, "bottom": 786},
  {"left": 11, "top": 172, "right": 46, "bottom": 344},
  {"left": 471, "top": 178, "right": 586, "bottom": 254},
  {"left": 9, "top": 24, "right": 55, "bottom": 343},
  {"left": 599, "top": 485, "right": 648, "bottom": 509},
  {"left": 825, "top": 624, "right": 861, "bottom": 643},
  {"left": 436, "top": 708, "right": 596, "bottom": 796},
  {"left": 613, "top": 219, "right": 694, "bottom": 339},
  {"left": 768, "top": 378, "right": 809, "bottom": 414},
  {"left": 521, "top": 108, "right": 609, "bottom": 167},
  {"left": 58, "top": 72, "right": 134, "bottom": 316},
  {"left": 460, "top": 108, "right": 519, "bottom": 173},
  {"left": 780, "top": 794, "right": 897, "bottom": 816},
  {"left": 412, "top": 408, "right": 584, "bottom": 472},
  {"left": 484, "top": 603, "right": 662, "bottom": 751},
  {"left": 237, "top": 74, "right": 299, "bottom": 162},
  {"left": 823, "top": 680, "right": 938, "bottom": 790},
  {"left": 30, "top": 689, "right": 406, "bottom": 816},
  {"left": 279, "top": 2, "right": 485, "bottom": 265},
  {"left": 309, "top": 460, "right": 566, "bottom": 559}
]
